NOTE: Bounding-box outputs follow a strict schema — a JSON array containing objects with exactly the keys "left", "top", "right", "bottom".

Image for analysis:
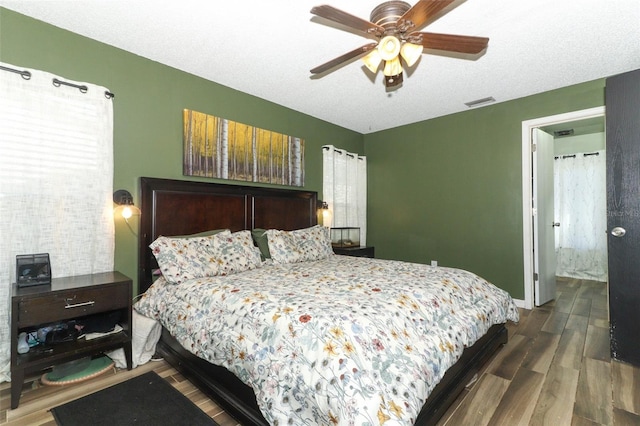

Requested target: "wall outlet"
[{"left": 431, "top": 260, "right": 438, "bottom": 267}]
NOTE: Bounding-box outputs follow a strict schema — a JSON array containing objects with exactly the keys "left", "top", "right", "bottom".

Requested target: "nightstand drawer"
[
  {"left": 16, "top": 284, "right": 129, "bottom": 326},
  {"left": 333, "top": 246, "right": 375, "bottom": 258}
]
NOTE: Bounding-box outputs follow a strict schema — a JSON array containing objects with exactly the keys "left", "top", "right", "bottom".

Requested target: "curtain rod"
[
  {"left": 51, "top": 78, "right": 114, "bottom": 99},
  {"left": 53, "top": 77, "right": 89, "bottom": 93},
  {"left": 322, "top": 145, "right": 365, "bottom": 160},
  {"left": 554, "top": 151, "right": 600, "bottom": 160},
  {"left": 0, "top": 65, "right": 31, "bottom": 80},
  {"left": 1, "top": 64, "right": 115, "bottom": 99}
]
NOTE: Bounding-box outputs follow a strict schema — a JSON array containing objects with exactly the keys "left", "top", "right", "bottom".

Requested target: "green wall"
[
  {"left": 0, "top": 8, "right": 364, "bottom": 292},
  {"left": 554, "top": 132, "right": 605, "bottom": 156},
  {"left": 364, "top": 81, "right": 606, "bottom": 299}
]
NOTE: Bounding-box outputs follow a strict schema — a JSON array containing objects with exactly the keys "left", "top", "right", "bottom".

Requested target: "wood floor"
[{"left": 2, "top": 277, "right": 639, "bottom": 425}]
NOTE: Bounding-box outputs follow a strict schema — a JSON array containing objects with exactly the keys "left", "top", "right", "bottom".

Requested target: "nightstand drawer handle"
[{"left": 65, "top": 300, "right": 95, "bottom": 309}]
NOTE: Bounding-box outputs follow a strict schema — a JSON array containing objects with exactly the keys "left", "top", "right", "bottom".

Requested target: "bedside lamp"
[{"left": 113, "top": 189, "right": 141, "bottom": 221}]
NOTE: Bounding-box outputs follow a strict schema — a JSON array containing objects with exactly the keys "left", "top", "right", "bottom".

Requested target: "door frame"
[{"left": 521, "top": 106, "right": 605, "bottom": 309}]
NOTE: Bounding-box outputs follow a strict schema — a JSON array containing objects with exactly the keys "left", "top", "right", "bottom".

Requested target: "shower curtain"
[{"left": 554, "top": 150, "right": 607, "bottom": 281}]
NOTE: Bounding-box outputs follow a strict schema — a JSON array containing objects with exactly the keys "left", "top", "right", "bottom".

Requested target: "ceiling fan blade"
[
  {"left": 398, "top": 0, "right": 456, "bottom": 33},
  {"left": 311, "top": 5, "right": 385, "bottom": 38},
  {"left": 414, "top": 32, "right": 489, "bottom": 54},
  {"left": 311, "top": 43, "right": 379, "bottom": 74}
]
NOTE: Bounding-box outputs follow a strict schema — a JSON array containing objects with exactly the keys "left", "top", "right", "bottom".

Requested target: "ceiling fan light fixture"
[
  {"left": 362, "top": 49, "right": 383, "bottom": 73},
  {"left": 384, "top": 72, "right": 403, "bottom": 87},
  {"left": 383, "top": 56, "right": 402, "bottom": 76},
  {"left": 378, "top": 35, "right": 401, "bottom": 61},
  {"left": 310, "top": 1, "right": 489, "bottom": 89},
  {"left": 400, "top": 42, "right": 423, "bottom": 67}
]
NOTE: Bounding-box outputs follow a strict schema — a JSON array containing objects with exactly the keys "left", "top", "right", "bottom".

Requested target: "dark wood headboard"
[{"left": 138, "top": 177, "right": 317, "bottom": 294}]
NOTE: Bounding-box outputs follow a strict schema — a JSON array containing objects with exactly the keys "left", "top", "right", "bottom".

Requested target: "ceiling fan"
[{"left": 310, "top": 0, "right": 489, "bottom": 88}]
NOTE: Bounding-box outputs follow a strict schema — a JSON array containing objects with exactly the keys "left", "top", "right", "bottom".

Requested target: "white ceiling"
[{"left": 1, "top": 0, "right": 639, "bottom": 134}]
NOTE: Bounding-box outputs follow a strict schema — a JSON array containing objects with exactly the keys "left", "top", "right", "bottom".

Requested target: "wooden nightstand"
[
  {"left": 333, "top": 246, "right": 375, "bottom": 258},
  {"left": 10, "top": 271, "right": 132, "bottom": 409}
]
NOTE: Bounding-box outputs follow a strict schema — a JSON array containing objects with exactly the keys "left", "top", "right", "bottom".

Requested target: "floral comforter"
[{"left": 135, "top": 255, "right": 519, "bottom": 425}]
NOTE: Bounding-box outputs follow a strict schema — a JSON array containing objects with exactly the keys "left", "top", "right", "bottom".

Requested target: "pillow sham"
[
  {"left": 149, "top": 230, "right": 231, "bottom": 284},
  {"left": 251, "top": 228, "right": 271, "bottom": 260},
  {"left": 266, "top": 229, "right": 304, "bottom": 264},
  {"left": 267, "top": 225, "right": 333, "bottom": 264},
  {"left": 210, "top": 230, "right": 263, "bottom": 275}
]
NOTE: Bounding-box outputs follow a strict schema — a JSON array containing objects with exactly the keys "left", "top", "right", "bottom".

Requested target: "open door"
[{"left": 532, "top": 128, "right": 557, "bottom": 306}]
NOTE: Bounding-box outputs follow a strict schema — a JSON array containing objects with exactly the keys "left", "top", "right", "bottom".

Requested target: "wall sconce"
[
  {"left": 113, "top": 189, "right": 141, "bottom": 221},
  {"left": 318, "top": 200, "right": 332, "bottom": 227}
]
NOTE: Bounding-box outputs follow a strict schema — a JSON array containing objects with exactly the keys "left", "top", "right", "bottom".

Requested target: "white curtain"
[
  {"left": 554, "top": 150, "right": 607, "bottom": 281},
  {"left": 322, "top": 145, "right": 367, "bottom": 246},
  {"left": 0, "top": 63, "right": 114, "bottom": 382}
]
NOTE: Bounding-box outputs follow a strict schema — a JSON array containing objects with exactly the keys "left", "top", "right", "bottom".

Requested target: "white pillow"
[
  {"left": 208, "top": 230, "right": 263, "bottom": 275},
  {"left": 149, "top": 230, "right": 231, "bottom": 284},
  {"left": 267, "top": 225, "right": 333, "bottom": 264}
]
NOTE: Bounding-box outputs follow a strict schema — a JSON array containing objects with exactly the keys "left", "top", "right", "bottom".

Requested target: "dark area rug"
[{"left": 51, "top": 371, "right": 219, "bottom": 426}]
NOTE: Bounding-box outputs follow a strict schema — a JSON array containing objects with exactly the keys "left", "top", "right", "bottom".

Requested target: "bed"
[{"left": 136, "top": 177, "right": 519, "bottom": 425}]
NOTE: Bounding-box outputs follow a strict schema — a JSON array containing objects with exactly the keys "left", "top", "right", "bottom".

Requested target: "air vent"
[
  {"left": 464, "top": 96, "right": 496, "bottom": 108},
  {"left": 554, "top": 129, "right": 574, "bottom": 137}
]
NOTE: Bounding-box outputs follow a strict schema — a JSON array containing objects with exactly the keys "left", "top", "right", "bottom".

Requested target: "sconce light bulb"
[
  {"left": 122, "top": 206, "right": 133, "bottom": 219},
  {"left": 322, "top": 208, "right": 333, "bottom": 228}
]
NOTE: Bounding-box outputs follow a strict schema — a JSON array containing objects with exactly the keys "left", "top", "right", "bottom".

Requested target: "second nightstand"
[{"left": 333, "top": 246, "right": 375, "bottom": 258}]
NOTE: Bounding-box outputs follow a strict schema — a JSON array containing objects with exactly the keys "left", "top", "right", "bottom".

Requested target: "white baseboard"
[{"left": 513, "top": 299, "right": 527, "bottom": 309}]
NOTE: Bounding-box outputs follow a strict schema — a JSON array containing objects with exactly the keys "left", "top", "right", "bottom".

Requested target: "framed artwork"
[{"left": 183, "top": 109, "right": 305, "bottom": 186}]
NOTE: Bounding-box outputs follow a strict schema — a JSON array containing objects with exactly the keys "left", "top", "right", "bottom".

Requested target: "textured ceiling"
[{"left": 1, "top": 0, "right": 639, "bottom": 134}]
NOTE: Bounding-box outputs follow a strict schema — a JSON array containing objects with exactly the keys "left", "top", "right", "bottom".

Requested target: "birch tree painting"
[{"left": 183, "top": 109, "right": 304, "bottom": 186}]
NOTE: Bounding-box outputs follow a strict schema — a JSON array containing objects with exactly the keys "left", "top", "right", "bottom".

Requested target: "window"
[
  {"left": 0, "top": 63, "right": 114, "bottom": 382},
  {"left": 322, "top": 145, "right": 367, "bottom": 245}
]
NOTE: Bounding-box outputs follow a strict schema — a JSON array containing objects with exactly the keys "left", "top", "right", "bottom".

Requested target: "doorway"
[{"left": 521, "top": 106, "right": 606, "bottom": 309}]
